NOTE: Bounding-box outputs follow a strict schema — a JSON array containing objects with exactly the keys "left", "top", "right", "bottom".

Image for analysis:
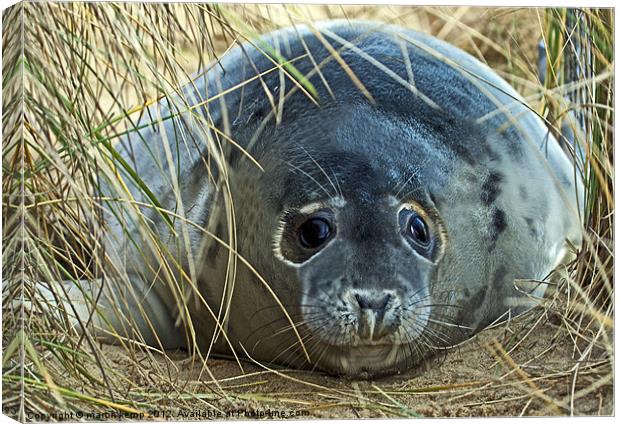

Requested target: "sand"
[{"left": 93, "top": 307, "right": 612, "bottom": 419}]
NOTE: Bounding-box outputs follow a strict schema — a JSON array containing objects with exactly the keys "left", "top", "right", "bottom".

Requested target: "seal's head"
[{"left": 230, "top": 103, "right": 476, "bottom": 377}]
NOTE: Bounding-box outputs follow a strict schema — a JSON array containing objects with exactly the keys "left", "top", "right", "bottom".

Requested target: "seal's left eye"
[
  {"left": 408, "top": 215, "right": 430, "bottom": 246},
  {"left": 298, "top": 217, "right": 332, "bottom": 249},
  {"left": 400, "top": 209, "right": 432, "bottom": 251}
]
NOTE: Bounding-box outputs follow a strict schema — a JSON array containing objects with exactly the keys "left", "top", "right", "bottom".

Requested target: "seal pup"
[{"left": 47, "top": 20, "right": 584, "bottom": 377}]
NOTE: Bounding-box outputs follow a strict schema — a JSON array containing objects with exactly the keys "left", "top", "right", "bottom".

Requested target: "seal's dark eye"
[
  {"left": 408, "top": 215, "right": 430, "bottom": 246},
  {"left": 298, "top": 217, "right": 332, "bottom": 249},
  {"left": 399, "top": 207, "right": 439, "bottom": 261}
]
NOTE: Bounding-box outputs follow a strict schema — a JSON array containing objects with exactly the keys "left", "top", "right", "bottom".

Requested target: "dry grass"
[{"left": 1, "top": 3, "right": 613, "bottom": 420}]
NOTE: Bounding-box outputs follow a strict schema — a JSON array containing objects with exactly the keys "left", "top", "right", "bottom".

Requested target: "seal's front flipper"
[{"left": 29, "top": 278, "right": 185, "bottom": 350}]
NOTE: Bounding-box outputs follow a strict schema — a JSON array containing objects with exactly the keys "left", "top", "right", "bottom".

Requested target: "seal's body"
[{"left": 67, "top": 21, "right": 582, "bottom": 376}]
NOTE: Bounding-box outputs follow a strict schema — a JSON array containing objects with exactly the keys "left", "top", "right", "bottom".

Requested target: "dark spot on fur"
[
  {"left": 488, "top": 208, "right": 507, "bottom": 252},
  {"left": 470, "top": 286, "right": 488, "bottom": 311},
  {"left": 559, "top": 170, "right": 572, "bottom": 188},
  {"left": 464, "top": 172, "right": 477, "bottom": 183},
  {"left": 480, "top": 171, "right": 504, "bottom": 206},
  {"left": 452, "top": 143, "right": 476, "bottom": 166},
  {"left": 524, "top": 217, "right": 537, "bottom": 237},
  {"left": 492, "top": 208, "right": 507, "bottom": 237},
  {"left": 496, "top": 123, "right": 524, "bottom": 160},
  {"left": 492, "top": 265, "right": 507, "bottom": 289},
  {"left": 519, "top": 185, "right": 528, "bottom": 200}
]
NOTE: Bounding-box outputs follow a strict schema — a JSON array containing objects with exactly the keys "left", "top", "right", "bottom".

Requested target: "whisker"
[{"left": 295, "top": 144, "right": 340, "bottom": 200}]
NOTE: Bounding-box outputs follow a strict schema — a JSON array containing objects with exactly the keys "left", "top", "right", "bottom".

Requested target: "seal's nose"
[
  {"left": 349, "top": 290, "right": 398, "bottom": 341},
  {"left": 355, "top": 292, "right": 390, "bottom": 311}
]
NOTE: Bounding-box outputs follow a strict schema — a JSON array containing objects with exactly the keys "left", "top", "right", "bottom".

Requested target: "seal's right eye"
[
  {"left": 298, "top": 217, "right": 332, "bottom": 249},
  {"left": 277, "top": 208, "right": 337, "bottom": 264}
]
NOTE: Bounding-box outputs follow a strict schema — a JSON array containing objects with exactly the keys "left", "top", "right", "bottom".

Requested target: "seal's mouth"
[{"left": 309, "top": 341, "right": 418, "bottom": 378}]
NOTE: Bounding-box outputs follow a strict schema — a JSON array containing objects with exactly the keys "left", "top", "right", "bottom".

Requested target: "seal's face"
[
  {"left": 272, "top": 179, "right": 448, "bottom": 376},
  {"left": 238, "top": 104, "right": 464, "bottom": 377}
]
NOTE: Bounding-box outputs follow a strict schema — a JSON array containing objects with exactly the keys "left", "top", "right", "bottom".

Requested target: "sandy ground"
[{"left": 95, "top": 308, "right": 612, "bottom": 419}]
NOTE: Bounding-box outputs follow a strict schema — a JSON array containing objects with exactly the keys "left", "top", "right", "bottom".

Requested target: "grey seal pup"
[{"left": 48, "top": 20, "right": 584, "bottom": 377}]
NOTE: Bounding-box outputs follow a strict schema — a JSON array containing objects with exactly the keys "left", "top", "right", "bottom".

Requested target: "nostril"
[
  {"left": 355, "top": 293, "right": 370, "bottom": 309},
  {"left": 378, "top": 294, "right": 390, "bottom": 310},
  {"left": 355, "top": 292, "right": 392, "bottom": 311}
]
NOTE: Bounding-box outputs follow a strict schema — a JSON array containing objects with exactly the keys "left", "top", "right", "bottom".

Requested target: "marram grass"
[{"left": 1, "top": 2, "right": 613, "bottom": 420}]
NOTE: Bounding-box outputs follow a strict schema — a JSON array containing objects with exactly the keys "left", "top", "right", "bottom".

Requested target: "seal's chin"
[{"left": 310, "top": 342, "right": 415, "bottom": 378}]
